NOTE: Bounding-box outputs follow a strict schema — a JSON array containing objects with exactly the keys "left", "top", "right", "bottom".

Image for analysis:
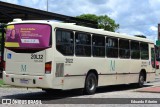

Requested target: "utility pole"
[{"left": 47, "top": 0, "right": 48, "bottom": 11}]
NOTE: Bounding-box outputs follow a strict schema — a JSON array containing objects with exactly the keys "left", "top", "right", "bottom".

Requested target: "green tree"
[
  {"left": 76, "top": 14, "right": 98, "bottom": 22},
  {"left": 98, "top": 15, "right": 119, "bottom": 32},
  {"left": 76, "top": 14, "right": 119, "bottom": 32}
]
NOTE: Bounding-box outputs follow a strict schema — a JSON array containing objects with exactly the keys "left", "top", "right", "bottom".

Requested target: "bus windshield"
[{"left": 5, "top": 24, "right": 51, "bottom": 49}]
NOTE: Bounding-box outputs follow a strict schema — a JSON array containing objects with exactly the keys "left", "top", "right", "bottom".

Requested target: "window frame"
[
  {"left": 130, "top": 40, "right": 140, "bottom": 59},
  {"left": 106, "top": 36, "right": 119, "bottom": 58},
  {"left": 119, "top": 39, "right": 130, "bottom": 59},
  {"left": 56, "top": 28, "right": 74, "bottom": 56},
  {"left": 55, "top": 28, "right": 151, "bottom": 60},
  {"left": 92, "top": 34, "right": 105, "bottom": 57},
  {"left": 140, "top": 42, "right": 149, "bottom": 60},
  {"left": 75, "top": 31, "right": 91, "bottom": 57}
]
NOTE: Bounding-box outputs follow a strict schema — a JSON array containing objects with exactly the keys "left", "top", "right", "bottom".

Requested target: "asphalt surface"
[{"left": 0, "top": 79, "right": 160, "bottom": 106}]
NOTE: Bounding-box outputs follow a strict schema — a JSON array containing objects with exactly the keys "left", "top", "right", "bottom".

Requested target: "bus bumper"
[{"left": 3, "top": 71, "right": 62, "bottom": 89}]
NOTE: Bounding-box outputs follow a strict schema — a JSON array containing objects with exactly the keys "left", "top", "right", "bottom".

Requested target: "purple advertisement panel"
[{"left": 5, "top": 24, "right": 51, "bottom": 48}]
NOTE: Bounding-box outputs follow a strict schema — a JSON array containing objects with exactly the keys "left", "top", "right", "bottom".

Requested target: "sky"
[{"left": 0, "top": 0, "right": 160, "bottom": 42}]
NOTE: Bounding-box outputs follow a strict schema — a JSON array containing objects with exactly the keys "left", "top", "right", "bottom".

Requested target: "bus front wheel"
[
  {"left": 84, "top": 73, "right": 97, "bottom": 95},
  {"left": 138, "top": 72, "right": 145, "bottom": 87}
]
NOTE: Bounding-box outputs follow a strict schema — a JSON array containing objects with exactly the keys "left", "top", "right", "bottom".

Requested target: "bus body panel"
[
  {"left": 54, "top": 48, "right": 154, "bottom": 89},
  {"left": 5, "top": 49, "right": 45, "bottom": 76},
  {"left": 3, "top": 20, "right": 156, "bottom": 91}
]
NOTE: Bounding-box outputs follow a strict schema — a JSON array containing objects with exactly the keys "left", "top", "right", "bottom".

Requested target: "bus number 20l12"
[{"left": 31, "top": 54, "right": 43, "bottom": 59}]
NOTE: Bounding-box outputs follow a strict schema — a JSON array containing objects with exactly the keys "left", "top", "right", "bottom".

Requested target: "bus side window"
[
  {"left": 119, "top": 39, "right": 130, "bottom": 58},
  {"left": 56, "top": 29, "right": 74, "bottom": 56},
  {"left": 151, "top": 48, "right": 155, "bottom": 68},
  {"left": 140, "top": 42, "right": 149, "bottom": 60},
  {"left": 106, "top": 37, "right": 118, "bottom": 58},
  {"left": 92, "top": 35, "right": 105, "bottom": 57},
  {"left": 131, "top": 41, "right": 140, "bottom": 59},
  {"left": 75, "top": 32, "right": 91, "bottom": 57}
]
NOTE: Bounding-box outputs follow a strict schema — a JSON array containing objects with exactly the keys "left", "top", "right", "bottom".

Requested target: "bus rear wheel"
[{"left": 84, "top": 73, "right": 97, "bottom": 95}]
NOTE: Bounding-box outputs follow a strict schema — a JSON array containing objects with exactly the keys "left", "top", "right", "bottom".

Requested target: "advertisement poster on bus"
[{"left": 5, "top": 24, "right": 51, "bottom": 48}]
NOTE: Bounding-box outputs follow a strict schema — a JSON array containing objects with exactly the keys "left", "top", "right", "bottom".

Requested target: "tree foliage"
[
  {"left": 76, "top": 14, "right": 119, "bottom": 32},
  {"left": 76, "top": 14, "right": 98, "bottom": 22}
]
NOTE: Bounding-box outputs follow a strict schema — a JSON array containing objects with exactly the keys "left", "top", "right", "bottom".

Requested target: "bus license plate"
[{"left": 20, "top": 79, "right": 29, "bottom": 84}]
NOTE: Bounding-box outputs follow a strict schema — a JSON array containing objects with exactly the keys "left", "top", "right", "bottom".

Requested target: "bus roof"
[{"left": 8, "top": 20, "right": 154, "bottom": 44}]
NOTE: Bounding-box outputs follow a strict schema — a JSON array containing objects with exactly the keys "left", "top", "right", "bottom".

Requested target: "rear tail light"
[{"left": 45, "top": 62, "right": 52, "bottom": 74}]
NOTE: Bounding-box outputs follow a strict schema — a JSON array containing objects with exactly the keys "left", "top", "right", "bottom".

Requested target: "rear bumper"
[{"left": 3, "top": 71, "right": 62, "bottom": 89}]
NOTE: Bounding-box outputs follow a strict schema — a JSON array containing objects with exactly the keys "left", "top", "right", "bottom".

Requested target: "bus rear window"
[{"left": 5, "top": 24, "right": 51, "bottom": 49}]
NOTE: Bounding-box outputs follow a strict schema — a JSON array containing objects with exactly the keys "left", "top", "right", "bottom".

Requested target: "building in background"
[{"left": 156, "top": 24, "right": 160, "bottom": 59}]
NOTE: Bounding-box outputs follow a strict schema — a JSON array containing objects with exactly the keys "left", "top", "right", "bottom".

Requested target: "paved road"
[{"left": 0, "top": 80, "right": 160, "bottom": 106}]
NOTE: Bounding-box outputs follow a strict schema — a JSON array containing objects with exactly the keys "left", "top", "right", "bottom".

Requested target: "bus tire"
[
  {"left": 84, "top": 73, "right": 97, "bottom": 95},
  {"left": 138, "top": 72, "right": 145, "bottom": 87}
]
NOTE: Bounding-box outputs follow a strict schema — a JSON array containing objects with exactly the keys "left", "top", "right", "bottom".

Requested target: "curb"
[
  {"left": 134, "top": 86, "right": 160, "bottom": 93},
  {"left": 0, "top": 84, "right": 13, "bottom": 88}
]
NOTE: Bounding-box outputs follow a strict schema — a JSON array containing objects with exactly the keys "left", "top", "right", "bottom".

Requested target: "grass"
[{"left": 0, "top": 79, "right": 4, "bottom": 85}]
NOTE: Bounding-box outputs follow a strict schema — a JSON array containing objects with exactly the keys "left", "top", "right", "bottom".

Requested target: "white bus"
[{"left": 3, "top": 19, "right": 157, "bottom": 94}]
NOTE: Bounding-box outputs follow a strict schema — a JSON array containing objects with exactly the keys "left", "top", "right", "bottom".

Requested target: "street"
[{"left": 0, "top": 79, "right": 160, "bottom": 105}]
